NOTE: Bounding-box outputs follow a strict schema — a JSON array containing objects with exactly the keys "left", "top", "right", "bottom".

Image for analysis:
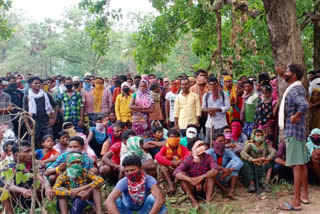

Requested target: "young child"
[
  {"left": 1, "top": 140, "right": 14, "bottom": 163},
  {"left": 53, "top": 131, "right": 69, "bottom": 154},
  {"left": 86, "top": 117, "right": 108, "bottom": 157},
  {"left": 144, "top": 126, "right": 166, "bottom": 158},
  {"left": 36, "top": 135, "right": 60, "bottom": 167}
]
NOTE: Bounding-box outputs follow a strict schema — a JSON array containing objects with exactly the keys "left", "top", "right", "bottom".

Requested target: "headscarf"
[
  {"left": 188, "top": 76, "right": 196, "bottom": 84},
  {"left": 192, "top": 140, "right": 206, "bottom": 163},
  {"left": 171, "top": 80, "right": 180, "bottom": 94},
  {"left": 141, "top": 74, "right": 149, "bottom": 83},
  {"left": 66, "top": 153, "right": 83, "bottom": 187},
  {"left": 126, "top": 136, "right": 144, "bottom": 157},
  {"left": 165, "top": 138, "right": 182, "bottom": 160},
  {"left": 214, "top": 139, "right": 225, "bottom": 156},
  {"left": 121, "top": 81, "right": 130, "bottom": 90},
  {"left": 136, "top": 80, "right": 154, "bottom": 108},
  {"left": 311, "top": 78, "right": 320, "bottom": 91},
  {"left": 186, "top": 127, "right": 197, "bottom": 139},
  {"left": 231, "top": 121, "right": 242, "bottom": 141},
  {"left": 127, "top": 170, "right": 146, "bottom": 206},
  {"left": 223, "top": 75, "right": 237, "bottom": 122},
  {"left": 93, "top": 78, "right": 105, "bottom": 112},
  {"left": 246, "top": 129, "right": 266, "bottom": 153},
  {"left": 306, "top": 128, "right": 320, "bottom": 160}
]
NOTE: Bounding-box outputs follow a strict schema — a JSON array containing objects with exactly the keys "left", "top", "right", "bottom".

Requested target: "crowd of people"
[{"left": 0, "top": 64, "right": 319, "bottom": 213}]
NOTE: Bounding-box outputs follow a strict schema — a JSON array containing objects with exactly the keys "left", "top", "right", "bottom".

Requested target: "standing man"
[
  {"left": 202, "top": 76, "right": 230, "bottom": 144},
  {"left": 278, "top": 64, "right": 309, "bottom": 211},
  {"left": 58, "top": 77, "right": 84, "bottom": 133},
  {"left": 23, "top": 77, "right": 58, "bottom": 148},
  {"left": 131, "top": 75, "right": 141, "bottom": 93},
  {"left": 5, "top": 76, "right": 24, "bottom": 134},
  {"left": 109, "top": 75, "right": 119, "bottom": 95},
  {"left": 174, "top": 78, "right": 201, "bottom": 136},
  {"left": 115, "top": 82, "right": 132, "bottom": 128}
]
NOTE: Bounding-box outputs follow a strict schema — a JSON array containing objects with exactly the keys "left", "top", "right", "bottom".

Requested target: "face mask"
[
  {"left": 83, "top": 82, "right": 91, "bottom": 91},
  {"left": 73, "top": 82, "right": 80, "bottom": 88},
  {"left": 8, "top": 83, "right": 17, "bottom": 90},
  {"left": 311, "top": 136, "right": 320, "bottom": 145},
  {"left": 224, "top": 133, "right": 232, "bottom": 140},
  {"left": 285, "top": 75, "right": 292, "bottom": 82},
  {"left": 254, "top": 136, "right": 264, "bottom": 143},
  {"left": 67, "top": 163, "right": 83, "bottom": 178},
  {"left": 127, "top": 170, "right": 142, "bottom": 182},
  {"left": 65, "top": 84, "right": 73, "bottom": 90},
  {"left": 65, "top": 127, "right": 77, "bottom": 137},
  {"left": 123, "top": 88, "right": 130, "bottom": 94},
  {"left": 186, "top": 127, "right": 197, "bottom": 139},
  {"left": 95, "top": 84, "right": 104, "bottom": 90},
  {"left": 214, "top": 140, "right": 225, "bottom": 156},
  {"left": 96, "top": 123, "right": 104, "bottom": 132}
]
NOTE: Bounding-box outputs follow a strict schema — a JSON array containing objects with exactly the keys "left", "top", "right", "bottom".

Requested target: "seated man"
[
  {"left": 273, "top": 141, "right": 293, "bottom": 183},
  {"left": 206, "top": 133, "right": 243, "bottom": 199},
  {"left": 144, "top": 126, "right": 166, "bottom": 158},
  {"left": 45, "top": 136, "right": 96, "bottom": 185},
  {"left": 99, "top": 129, "right": 136, "bottom": 181},
  {"left": 155, "top": 129, "right": 190, "bottom": 195},
  {"left": 121, "top": 136, "right": 157, "bottom": 179},
  {"left": 53, "top": 152, "right": 104, "bottom": 214},
  {"left": 1, "top": 141, "right": 55, "bottom": 214},
  {"left": 306, "top": 128, "right": 320, "bottom": 184},
  {"left": 223, "top": 119, "right": 248, "bottom": 156},
  {"left": 106, "top": 155, "right": 168, "bottom": 214},
  {"left": 240, "top": 129, "right": 276, "bottom": 193},
  {"left": 100, "top": 121, "right": 124, "bottom": 156},
  {"left": 180, "top": 124, "right": 198, "bottom": 147},
  {"left": 173, "top": 138, "right": 219, "bottom": 207}
]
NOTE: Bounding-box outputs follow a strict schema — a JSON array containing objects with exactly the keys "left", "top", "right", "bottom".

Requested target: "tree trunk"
[
  {"left": 262, "top": 0, "right": 307, "bottom": 138},
  {"left": 314, "top": 19, "right": 320, "bottom": 69}
]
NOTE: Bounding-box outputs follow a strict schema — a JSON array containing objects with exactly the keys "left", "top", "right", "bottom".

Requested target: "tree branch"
[{"left": 160, "top": 20, "right": 189, "bottom": 43}]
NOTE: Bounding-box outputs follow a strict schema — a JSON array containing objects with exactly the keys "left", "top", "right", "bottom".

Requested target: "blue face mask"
[{"left": 83, "top": 82, "right": 91, "bottom": 91}]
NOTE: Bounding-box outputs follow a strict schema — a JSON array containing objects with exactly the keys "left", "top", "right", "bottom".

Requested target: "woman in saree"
[{"left": 129, "top": 80, "right": 154, "bottom": 137}]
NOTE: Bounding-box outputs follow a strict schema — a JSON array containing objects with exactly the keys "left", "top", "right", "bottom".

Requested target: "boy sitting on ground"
[
  {"left": 206, "top": 133, "right": 243, "bottom": 199},
  {"left": 106, "top": 155, "right": 168, "bottom": 214},
  {"left": 144, "top": 126, "right": 166, "bottom": 158},
  {"left": 173, "top": 138, "right": 219, "bottom": 207},
  {"left": 53, "top": 152, "right": 104, "bottom": 214},
  {"left": 155, "top": 129, "right": 190, "bottom": 195}
]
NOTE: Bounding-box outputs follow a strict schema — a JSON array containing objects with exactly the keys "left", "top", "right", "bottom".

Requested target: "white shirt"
[{"left": 165, "top": 91, "right": 178, "bottom": 122}]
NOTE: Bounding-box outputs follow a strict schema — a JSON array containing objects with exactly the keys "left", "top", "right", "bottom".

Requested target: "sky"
[{"left": 12, "top": 0, "right": 156, "bottom": 22}]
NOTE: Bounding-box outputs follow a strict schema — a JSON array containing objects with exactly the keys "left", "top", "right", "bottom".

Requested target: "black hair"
[
  {"left": 231, "top": 118, "right": 242, "bottom": 126},
  {"left": 65, "top": 77, "right": 72, "bottom": 81},
  {"left": 113, "top": 121, "right": 125, "bottom": 129},
  {"left": 57, "top": 131, "right": 68, "bottom": 139},
  {"left": 196, "top": 69, "right": 207, "bottom": 77},
  {"left": 46, "top": 77, "right": 54, "bottom": 82},
  {"left": 213, "top": 133, "right": 225, "bottom": 141},
  {"left": 177, "top": 75, "right": 183, "bottom": 79},
  {"left": 119, "top": 75, "right": 127, "bottom": 82},
  {"left": 237, "top": 82, "right": 244, "bottom": 88},
  {"left": 84, "top": 77, "right": 90, "bottom": 81},
  {"left": 187, "top": 137, "right": 202, "bottom": 151},
  {"left": 186, "top": 124, "right": 198, "bottom": 129},
  {"left": 221, "top": 72, "right": 228, "bottom": 76},
  {"left": 27, "top": 76, "right": 41, "bottom": 84},
  {"left": 108, "top": 109, "right": 116, "bottom": 115},
  {"left": 222, "top": 125, "right": 231, "bottom": 131},
  {"left": 151, "top": 126, "right": 163, "bottom": 134},
  {"left": 208, "top": 76, "right": 218, "bottom": 83},
  {"left": 240, "top": 75, "right": 247, "bottom": 80},
  {"left": 122, "top": 155, "right": 142, "bottom": 168},
  {"left": 271, "top": 76, "right": 277, "bottom": 80},
  {"left": 95, "top": 116, "right": 104, "bottom": 122},
  {"left": 69, "top": 136, "right": 84, "bottom": 146},
  {"left": 134, "top": 75, "right": 141, "bottom": 80},
  {"left": 288, "top": 64, "right": 304, "bottom": 80},
  {"left": 258, "top": 73, "right": 270, "bottom": 84},
  {"left": 12, "top": 140, "right": 31, "bottom": 154},
  {"left": 253, "top": 129, "right": 264, "bottom": 135},
  {"left": 261, "top": 83, "right": 272, "bottom": 92},
  {"left": 7, "top": 75, "right": 17, "bottom": 82},
  {"left": 148, "top": 74, "right": 156, "bottom": 78},
  {"left": 42, "top": 134, "right": 54, "bottom": 142},
  {"left": 149, "top": 82, "right": 160, "bottom": 91},
  {"left": 243, "top": 80, "right": 253, "bottom": 86},
  {"left": 157, "top": 77, "right": 163, "bottom": 81},
  {"left": 121, "top": 129, "right": 137, "bottom": 141},
  {"left": 3, "top": 140, "right": 14, "bottom": 153},
  {"left": 167, "top": 129, "right": 181, "bottom": 138},
  {"left": 180, "top": 77, "right": 190, "bottom": 83}
]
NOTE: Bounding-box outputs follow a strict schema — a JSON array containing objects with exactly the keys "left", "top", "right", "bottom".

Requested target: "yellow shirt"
[
  {"left": 115, "top": 93, "right": 132, "bottom": 122},
  {"left": 174, "top": 92, "right": 201, "bottom": 129}
]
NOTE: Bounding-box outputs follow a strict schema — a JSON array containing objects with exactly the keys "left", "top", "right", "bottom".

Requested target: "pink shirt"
[{"left": 84, "top": 88, "right": 112, "bottom": 114}]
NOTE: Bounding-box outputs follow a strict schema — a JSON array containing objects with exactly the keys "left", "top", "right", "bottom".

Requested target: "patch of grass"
[{"left": 269, "top": 179, "right": 292, "bottom": 199}]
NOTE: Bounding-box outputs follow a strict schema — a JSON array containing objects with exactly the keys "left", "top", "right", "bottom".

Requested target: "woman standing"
[{"left": 130, "top": 80, "right": 154, "bottom": 137}]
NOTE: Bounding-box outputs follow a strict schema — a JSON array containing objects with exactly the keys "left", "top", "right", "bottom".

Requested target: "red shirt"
[
  {"left": 109, "top": 142, "right": 122, "bottom": 165},
  {"left": 155, "top": 145, "right": 190, "bottom": 166}
]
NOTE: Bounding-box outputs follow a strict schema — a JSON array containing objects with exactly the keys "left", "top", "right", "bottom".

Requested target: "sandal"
[
  {"left": 248, "top": 184, "right": 256, "bottom": 193},
  {"left": 263, "top": 184, "right": 271, "bottom": 193},
  {"left": 279, "top": 202, "right": 302, "bottom": 211}
]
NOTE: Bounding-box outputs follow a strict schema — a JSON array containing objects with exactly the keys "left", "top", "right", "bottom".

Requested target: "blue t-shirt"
[
  {"left": 115, "top": 174, "right": 157, "bottom": 211},
  {"left": 144, "top": 138, "right": 165, "bottom": 158},
  {"left": 89, "top": 127, "right": 108, "bottom": 144}
]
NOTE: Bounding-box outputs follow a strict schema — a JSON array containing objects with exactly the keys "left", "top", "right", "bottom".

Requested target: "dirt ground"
[{"left": 160, "top": 183, "right": 320, "bottom": 214}]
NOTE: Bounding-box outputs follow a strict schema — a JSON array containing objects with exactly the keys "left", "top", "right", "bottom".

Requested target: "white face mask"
[
  {"left": 186, "top": 127, "right": 197, "bottom": 139},
  {"left": 95, "top": 123, "right": 105, "bottom": 132}
]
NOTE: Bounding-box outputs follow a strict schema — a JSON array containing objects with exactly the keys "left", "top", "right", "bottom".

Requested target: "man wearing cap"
[
  {"left": 115, "top": 82, "right": 132, "bottom": 128},
  {"left": 83, "top": 77, "right": 112, "bottom": 121},
  {"left": 53, "top": 152, "right": 104, "bottom": 214}
]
